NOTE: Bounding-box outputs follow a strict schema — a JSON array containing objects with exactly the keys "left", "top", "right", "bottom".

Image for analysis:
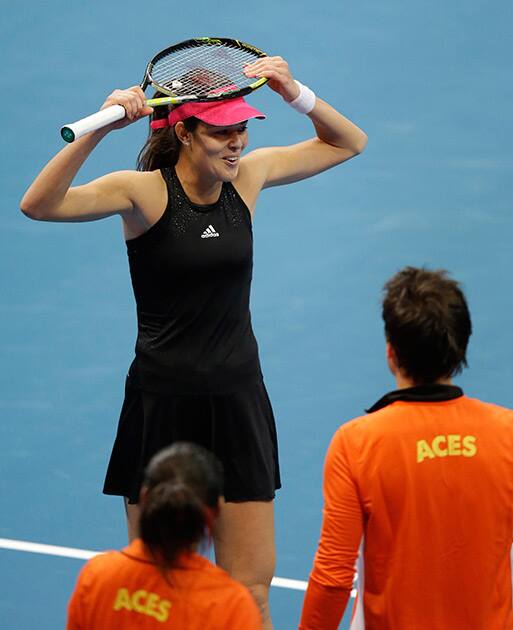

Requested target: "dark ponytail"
[
  {"left": 136, "top": 92, "right": 199, "bottom": 172},
  {"left": 140, "top": 481, "right": 207, "bottom": 568},
  {"left": 140, "top": 443, "right": 223, "bottom": 569}
]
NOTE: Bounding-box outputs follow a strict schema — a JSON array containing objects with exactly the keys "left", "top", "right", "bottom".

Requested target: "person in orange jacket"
[
  {"left": 67, "top": 442, "right": 262, "bottom": 629},
  {"left": 300, "top": 266, "right": 513, "bottom": 629}
]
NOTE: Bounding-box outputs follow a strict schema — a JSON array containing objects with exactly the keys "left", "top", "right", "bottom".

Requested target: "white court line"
[
  {"left": 0, "top": 537, "right": 356, "bottom": 596},
  {"left": 0, "top": 538, "right": 97, "bottom": 561},
  {"left": 0, "top": 538, "right": 307, "bottom": 591}
]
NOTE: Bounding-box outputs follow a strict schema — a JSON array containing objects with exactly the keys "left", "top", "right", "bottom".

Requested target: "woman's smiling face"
[{"left": 183, "top": 121, "right": 249, "bottom": 182}]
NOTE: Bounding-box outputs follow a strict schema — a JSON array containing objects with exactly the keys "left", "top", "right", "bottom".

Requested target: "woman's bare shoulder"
[
  {"left": 120, "top": 169, "right": 169, "bottom": 239},
  {"left": 234, "top": 153, "right": 270, "bottom": 215}
]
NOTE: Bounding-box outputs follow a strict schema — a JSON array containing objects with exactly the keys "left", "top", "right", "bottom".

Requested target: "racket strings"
[{"left": 151, "top": 43, "right": 263, "bottom": 97}]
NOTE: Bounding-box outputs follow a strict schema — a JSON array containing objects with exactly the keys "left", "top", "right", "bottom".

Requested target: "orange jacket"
[
  {"left": 300, "top": 386, "right": 513, "bottom": 629},
  {"left": 67, "top": 539, "right": 262, "bottom": 629}
]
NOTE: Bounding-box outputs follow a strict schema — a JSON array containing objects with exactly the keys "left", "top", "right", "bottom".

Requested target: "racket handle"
[{"left": 60, "top": 105, "right": 126, "bottom": 143}]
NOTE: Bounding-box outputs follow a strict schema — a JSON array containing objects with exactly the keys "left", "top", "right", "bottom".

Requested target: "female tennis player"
[
  {"left": 67, "top": 442, "right": 262, "bottom": 629},
  {"left": 21, "top": 55, "right": 367, "bottom": 629}
]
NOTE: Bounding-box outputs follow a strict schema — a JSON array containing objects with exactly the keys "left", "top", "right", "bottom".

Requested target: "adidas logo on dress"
[{"left": 201, "top": 225, "right": 220, "bottom": 239}]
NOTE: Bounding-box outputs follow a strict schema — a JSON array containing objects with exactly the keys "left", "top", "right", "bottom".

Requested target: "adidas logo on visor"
[{"left": 201, "top": 225, "right": 220, "bottom": 239}]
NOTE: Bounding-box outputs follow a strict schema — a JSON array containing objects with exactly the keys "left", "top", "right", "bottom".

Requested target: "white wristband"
[{"left": 288, "top": 80, "right": 316, "bottom": 114}]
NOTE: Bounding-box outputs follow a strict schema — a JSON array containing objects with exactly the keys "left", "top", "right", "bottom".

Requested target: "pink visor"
[{"left": 150, "top": 97, "right": 265, "bottom": 130}]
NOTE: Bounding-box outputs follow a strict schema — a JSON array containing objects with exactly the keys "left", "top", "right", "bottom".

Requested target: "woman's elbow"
[
  {"left": 20, "top": 199, "right": 41, "bottom": 220},
  {"left": 20, "top": 193, "right": 51, "bottom": 221},
  {"left": 332, "top": 132, "right": 368, "bottom": 166},
  {"left": 352, "top": 131, "right": 368, "bottom": 156}
]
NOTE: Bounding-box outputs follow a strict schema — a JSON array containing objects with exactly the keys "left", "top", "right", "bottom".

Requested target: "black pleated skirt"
[{"left": 103, "top": 365, "right": 281, "bottom": 504}]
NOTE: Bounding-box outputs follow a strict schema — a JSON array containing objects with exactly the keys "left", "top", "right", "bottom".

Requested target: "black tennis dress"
[{"left": 103, "top": 167, "right": 281, "bottom": 503}]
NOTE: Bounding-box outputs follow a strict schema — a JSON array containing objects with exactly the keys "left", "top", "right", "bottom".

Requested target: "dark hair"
[
  {"left": 382, "top": 266, "right": 472, "bottom": 384},
  {"left": 136, "top": 92, "right": 200, "bottom": 171},
  {"left": 139, "top": 443, "right": 223, "bottom": 569}
]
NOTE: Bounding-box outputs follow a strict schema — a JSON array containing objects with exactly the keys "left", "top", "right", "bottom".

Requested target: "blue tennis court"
[{"left": 1, "top": 1, "right": 512, "bottom": 628}]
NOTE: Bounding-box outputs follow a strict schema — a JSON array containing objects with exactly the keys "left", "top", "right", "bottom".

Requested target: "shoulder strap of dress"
[
  {"left": 160, "top": 167, "right": 174, "bottom": 187},
  {"left": 159, "top": 167, "right": 178, "bottom": 213},
  {"left": 224, "top": 181, "right": 252, "bottom": 225}
]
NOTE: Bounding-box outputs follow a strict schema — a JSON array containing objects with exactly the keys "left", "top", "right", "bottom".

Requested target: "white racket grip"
[{"left": 60, "top": 104, "right": 126, "bottom": 142}]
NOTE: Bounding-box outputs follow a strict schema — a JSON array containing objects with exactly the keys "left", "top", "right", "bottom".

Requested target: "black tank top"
[{"left": 126, "top": 167, "right": 262, "bottom": 394}]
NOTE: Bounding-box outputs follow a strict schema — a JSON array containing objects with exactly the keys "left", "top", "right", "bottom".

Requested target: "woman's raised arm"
[
  {"left": 240, "top": 57, "right": 367, "bottom": 190},
  {"left": 20, "top": 87, "right": 153, "bottom": 222}
]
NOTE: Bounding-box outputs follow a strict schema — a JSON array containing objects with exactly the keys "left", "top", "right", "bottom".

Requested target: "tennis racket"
[{"left": 60, "top": 37, "right": 268, "bottom": 143}]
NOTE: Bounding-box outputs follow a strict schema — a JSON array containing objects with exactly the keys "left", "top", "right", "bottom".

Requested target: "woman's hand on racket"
[
  {"left": 243, "top": 56, "right": 299, "bottom": 103},
  {"left": 100, "top": 86, "right": 154, "bottom": 130}
]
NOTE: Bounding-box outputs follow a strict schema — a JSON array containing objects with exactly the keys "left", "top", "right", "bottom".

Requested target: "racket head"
[{"left": 143, "top": 38, "right": 268, "bottom": 103}]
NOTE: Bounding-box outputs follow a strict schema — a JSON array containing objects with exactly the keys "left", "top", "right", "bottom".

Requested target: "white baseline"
[{"left": 0, "top": 537, "right": 356, "bottom": 596}]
